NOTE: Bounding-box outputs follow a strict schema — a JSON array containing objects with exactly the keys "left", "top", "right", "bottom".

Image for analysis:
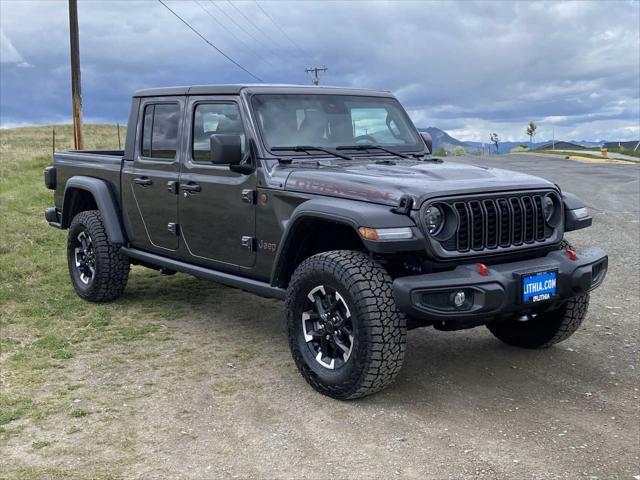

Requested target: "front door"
[
  {"left": 177, "top": 97, "right": 256, "bottom": 269},
  {"left": 121, "top": 98, "right": 184, "bottom": 252}
]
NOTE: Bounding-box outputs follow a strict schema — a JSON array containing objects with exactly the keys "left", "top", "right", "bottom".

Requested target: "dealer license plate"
[{"left": 522, "top": 270, "right": 557, "bottom": 303}]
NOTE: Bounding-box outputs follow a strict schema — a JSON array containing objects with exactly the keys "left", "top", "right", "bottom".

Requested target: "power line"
[
  {"left": 305, "top": 65, "right": 327, "bottom": 85},
  {"left": 208, "top": 0, "right": 279, "bottom": 59},
  {"left": 225, "top": 0, "right": 283, "bottom": 51},
  {"left": 194, "top": 0, "right": 276, "bottom": 68},
  {"left": 157, "top": 0, "right": 263, "bottom": 82},
  {"left": 253, "top": 0, "right": 309, "bottom": 58}
]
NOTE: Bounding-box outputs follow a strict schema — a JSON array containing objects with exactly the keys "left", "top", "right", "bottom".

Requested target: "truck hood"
[{"left": 284, "top": 160, "right": 556, "bottom": 207}]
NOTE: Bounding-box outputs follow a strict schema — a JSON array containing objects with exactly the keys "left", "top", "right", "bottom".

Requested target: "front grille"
[{"left": 433, "top": 191, "right": 559, "bottom": 255}]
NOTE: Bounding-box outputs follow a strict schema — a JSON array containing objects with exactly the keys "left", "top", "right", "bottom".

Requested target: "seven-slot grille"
[{"left": 439, "top": 193, "right": 556, "bottom": 253}]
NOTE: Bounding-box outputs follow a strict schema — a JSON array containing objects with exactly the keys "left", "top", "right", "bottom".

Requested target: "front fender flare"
[
  {"left": 562, "top": 191, "right": 592, "bottom": 232},
  {"left": 269, "top": 197, "right": 422, "bottom": 287},
  {"left": 62, "top": 176, "right": 126, "bottom": 244}
]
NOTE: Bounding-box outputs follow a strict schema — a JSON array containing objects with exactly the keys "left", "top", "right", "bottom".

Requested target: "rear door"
[
  {"left": 121, "top": 97, "right": 184, "bottom": 252},
  {"left": 176, "top": 96, "right": 256, "bottom": 269}
]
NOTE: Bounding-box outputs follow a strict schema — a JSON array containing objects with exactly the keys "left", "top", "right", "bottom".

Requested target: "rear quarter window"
[{"left": 141, "top": 103, "right": 180, "bottom": 159}]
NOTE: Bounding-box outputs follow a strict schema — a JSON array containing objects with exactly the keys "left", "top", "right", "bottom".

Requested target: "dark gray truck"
[{"left": 44, "top": 85, "right": 608, "bottom": 399}]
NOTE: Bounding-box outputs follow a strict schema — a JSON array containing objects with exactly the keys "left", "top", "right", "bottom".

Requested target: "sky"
[{"left": 1, "top": 0, "right": 639, "bottom": 142}]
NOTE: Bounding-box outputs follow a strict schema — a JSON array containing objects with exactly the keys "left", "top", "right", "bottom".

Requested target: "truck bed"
[{"left": 52, "top": 150, "right": 124, "bottom": 210}]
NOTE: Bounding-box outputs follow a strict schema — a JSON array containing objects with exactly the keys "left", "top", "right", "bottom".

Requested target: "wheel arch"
[
  {"left": 270, "top": 197, "right": 418, "bottom": 289},
  {"left": 62, "top": 176, "right": 126, "bottom": 244}
]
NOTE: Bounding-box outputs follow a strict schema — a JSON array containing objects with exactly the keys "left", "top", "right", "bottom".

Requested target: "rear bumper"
[
  {"left": 393, "top": 247, "right": 608, "bottom": 330},
  {"left": 45, "top": 207, "right": 62, "bottom": 228}
]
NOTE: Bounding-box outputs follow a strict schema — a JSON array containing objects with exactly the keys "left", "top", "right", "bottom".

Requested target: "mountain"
[
  {"left": 416, "top": 127, "right": 638, "bottom": 154},
  {"left": 417, "top": 127, "right": 466, "bottom": 152},
  {"left": 462, "top": 140, "right": 547, "bottom": 154}
]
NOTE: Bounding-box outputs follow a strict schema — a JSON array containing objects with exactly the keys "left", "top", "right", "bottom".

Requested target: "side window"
[
  {"left": 192, "top": 103, "right": 245, "bottom": 163},
  {"left": 140, "top": 103, "right": 180, "bottom": 159},
  {"left": 141, "top": 105, "right": 154, "bottom": 157}
]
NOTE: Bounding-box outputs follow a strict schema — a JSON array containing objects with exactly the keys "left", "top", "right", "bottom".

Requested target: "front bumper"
[{"left": 393, "top": 247, "right": 608, "bottom": 330}]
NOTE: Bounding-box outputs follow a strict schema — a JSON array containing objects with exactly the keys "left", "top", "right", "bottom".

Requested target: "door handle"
[
  {"left": 133, "top": 177, "right": 152, "bottom": 187},
  {"left": 180, "top": 183, "right": 201, "bottom": 193}
]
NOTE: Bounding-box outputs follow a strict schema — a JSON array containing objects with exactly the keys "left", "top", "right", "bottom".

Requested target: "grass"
[
  {"left": 609, "top": 146, "right": 640, "bottom": 158},
  {"left": 32, "top": 440, "right": 51, "bottom": 449},
  {"left": 535, "top": 146, "right": 640, "bottom": 160},
  {"left": 533, "top": 149, "right": 639, "bottom": 163},
  {"left": 0, "top": 124, "right": 221, "bottom": 476}
]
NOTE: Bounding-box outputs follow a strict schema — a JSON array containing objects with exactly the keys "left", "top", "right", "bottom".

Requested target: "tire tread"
[
  {"left": 285, "top": 250, "right": 407, "bottom": 399},
  {"left": 68, "top": 210, "right": 129, "bottom": 302}
]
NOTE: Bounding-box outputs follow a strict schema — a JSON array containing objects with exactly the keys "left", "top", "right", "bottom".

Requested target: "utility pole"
[
  {"left": 69, "top": 0, "right": 83, "bottom": 150},
  {"left": 305, "top": 65, "right": 327, "bottom": 85},
  {"left": 552, "top": 126, "right": 555, "bottom": 151}
]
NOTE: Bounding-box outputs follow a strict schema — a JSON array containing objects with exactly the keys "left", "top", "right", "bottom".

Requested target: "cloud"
[{"left": 0, "top": 0, "right": 638, "bottom": 141}]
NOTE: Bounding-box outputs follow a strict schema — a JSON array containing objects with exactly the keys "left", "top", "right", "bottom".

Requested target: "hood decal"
[{"left": 284, "top": 160, "right": 555, "bottom": 207}]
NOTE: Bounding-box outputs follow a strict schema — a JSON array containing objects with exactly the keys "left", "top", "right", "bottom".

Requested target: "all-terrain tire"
[
  {"left": 67, "top": 210, "right": 130, "bottom": 302},
  {"left": 486, "top": 240, "right": 590, "bottom": 348},
  {"left": 285, "top": 250, "right": 407, "bottom": 399}
]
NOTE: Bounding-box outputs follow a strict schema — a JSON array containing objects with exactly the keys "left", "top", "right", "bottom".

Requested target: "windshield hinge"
[{"left": 391, "top": 195, "right": 414, "bottom": 215}]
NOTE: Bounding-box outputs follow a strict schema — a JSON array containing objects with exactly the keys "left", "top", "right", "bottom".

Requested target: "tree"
[
  {"left": 490, "top": 132, "right": 500, "bottom": 153},
  {"left": 526, "top": 121, "right": 537, "bottom": 147}
]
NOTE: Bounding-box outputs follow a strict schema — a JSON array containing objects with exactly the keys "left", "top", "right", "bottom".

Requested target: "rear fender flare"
[{"left": 62, "top": 176, "right": 126, "bottom": 244}]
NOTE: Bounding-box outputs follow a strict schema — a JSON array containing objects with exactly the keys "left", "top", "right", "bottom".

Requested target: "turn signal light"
[
  {"left": 358, "top": 227, "right": 380, "bottom": 240},
  {"left": 358, "top": 227, "right": 413, "bottom": 241}
]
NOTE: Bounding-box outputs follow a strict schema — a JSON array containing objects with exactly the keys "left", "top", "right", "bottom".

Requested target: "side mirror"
[
  {"left": 420, "top": 132, "right": 432, "bottom": 154},
  {"left": 210, "top": 134, "right": 242, "bottom": 165}
]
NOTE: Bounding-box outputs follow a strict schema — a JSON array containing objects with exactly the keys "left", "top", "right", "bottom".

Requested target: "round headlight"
[
  {"left": 424, "top": 205, "right": 444, "bottom": 235},
  {"left": 542, "top": 195, "right": 555, "bottom": 223}
]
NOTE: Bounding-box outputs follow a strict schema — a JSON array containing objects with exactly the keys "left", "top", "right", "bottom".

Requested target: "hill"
[
  {"left": 604, "top": 141, "right": 640, "bottom": 150},
  {"left": 535, "top": 141, "right": 584, "bottom": 150}
]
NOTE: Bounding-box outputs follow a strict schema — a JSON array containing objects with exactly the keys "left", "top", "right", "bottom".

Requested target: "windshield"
[{"left": 251, "top": 94, "right": 423, "bottom": 152}]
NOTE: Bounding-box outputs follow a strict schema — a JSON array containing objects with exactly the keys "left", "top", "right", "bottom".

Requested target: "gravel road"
[
  {"left": 7, "top": 154, "right": 639, "bottom": 479},
  {"left": 135, "top": 154, "right": 639, "bottom": 479}
]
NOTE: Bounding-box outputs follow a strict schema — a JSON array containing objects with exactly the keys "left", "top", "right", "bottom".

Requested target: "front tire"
[
  {"left": 285, "top": 250, "right": 407, "bottom": 399},
  {"left": 67, "top": 210, "right": 130, "bottom": 302},
  {"left": 486, "top": 240, "right": 590, "bottom": 348}
]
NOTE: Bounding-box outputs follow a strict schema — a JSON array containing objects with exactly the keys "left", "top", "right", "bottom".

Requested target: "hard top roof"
[{"left": 132, "top": 84, "right": 395, "bottom": 98}]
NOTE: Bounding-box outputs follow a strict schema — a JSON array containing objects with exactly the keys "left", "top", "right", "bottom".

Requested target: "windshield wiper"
[
  {"left": 336, "top": 144, "right": 410, "bottom": 159},
  {"left": 271, "top": 146, "right": 353, "bottom": 161}
]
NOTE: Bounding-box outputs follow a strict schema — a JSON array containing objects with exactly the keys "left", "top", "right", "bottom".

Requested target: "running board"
[{"left": 120, "top": 247, "right": 285, "bottom": 300}]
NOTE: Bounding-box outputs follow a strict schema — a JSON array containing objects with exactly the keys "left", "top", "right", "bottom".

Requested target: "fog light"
[{"left": 453, "top": 291, "right": 466, "bottom": 308}]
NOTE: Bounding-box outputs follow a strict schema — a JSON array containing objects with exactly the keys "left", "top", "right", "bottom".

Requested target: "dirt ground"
[{"left": 2, "top": 153, "right": 639, "bottom": 479}]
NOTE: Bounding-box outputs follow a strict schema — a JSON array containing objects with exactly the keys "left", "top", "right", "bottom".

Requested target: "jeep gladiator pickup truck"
[{"left": 44, "top": 85, "right": 608, "bottom": 399}]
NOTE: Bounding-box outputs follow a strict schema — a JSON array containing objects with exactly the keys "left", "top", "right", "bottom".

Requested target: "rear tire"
[
  {"left": 67, "top": 210, "right": 130, "bottom": 302},
  {"left": 285, "top": 250, "right": 407, "bottom": 399},
  {"left": 486, "top": 240, "right": 589, "bottom": 348}
]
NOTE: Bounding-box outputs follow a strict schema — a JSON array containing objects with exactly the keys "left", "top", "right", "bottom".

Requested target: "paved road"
[
  {"left": 451, "top": 153, "right": 639, "bottom": 219},
  {"left": 553, "top": 149, "right": 639, "bottom": 162}
]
